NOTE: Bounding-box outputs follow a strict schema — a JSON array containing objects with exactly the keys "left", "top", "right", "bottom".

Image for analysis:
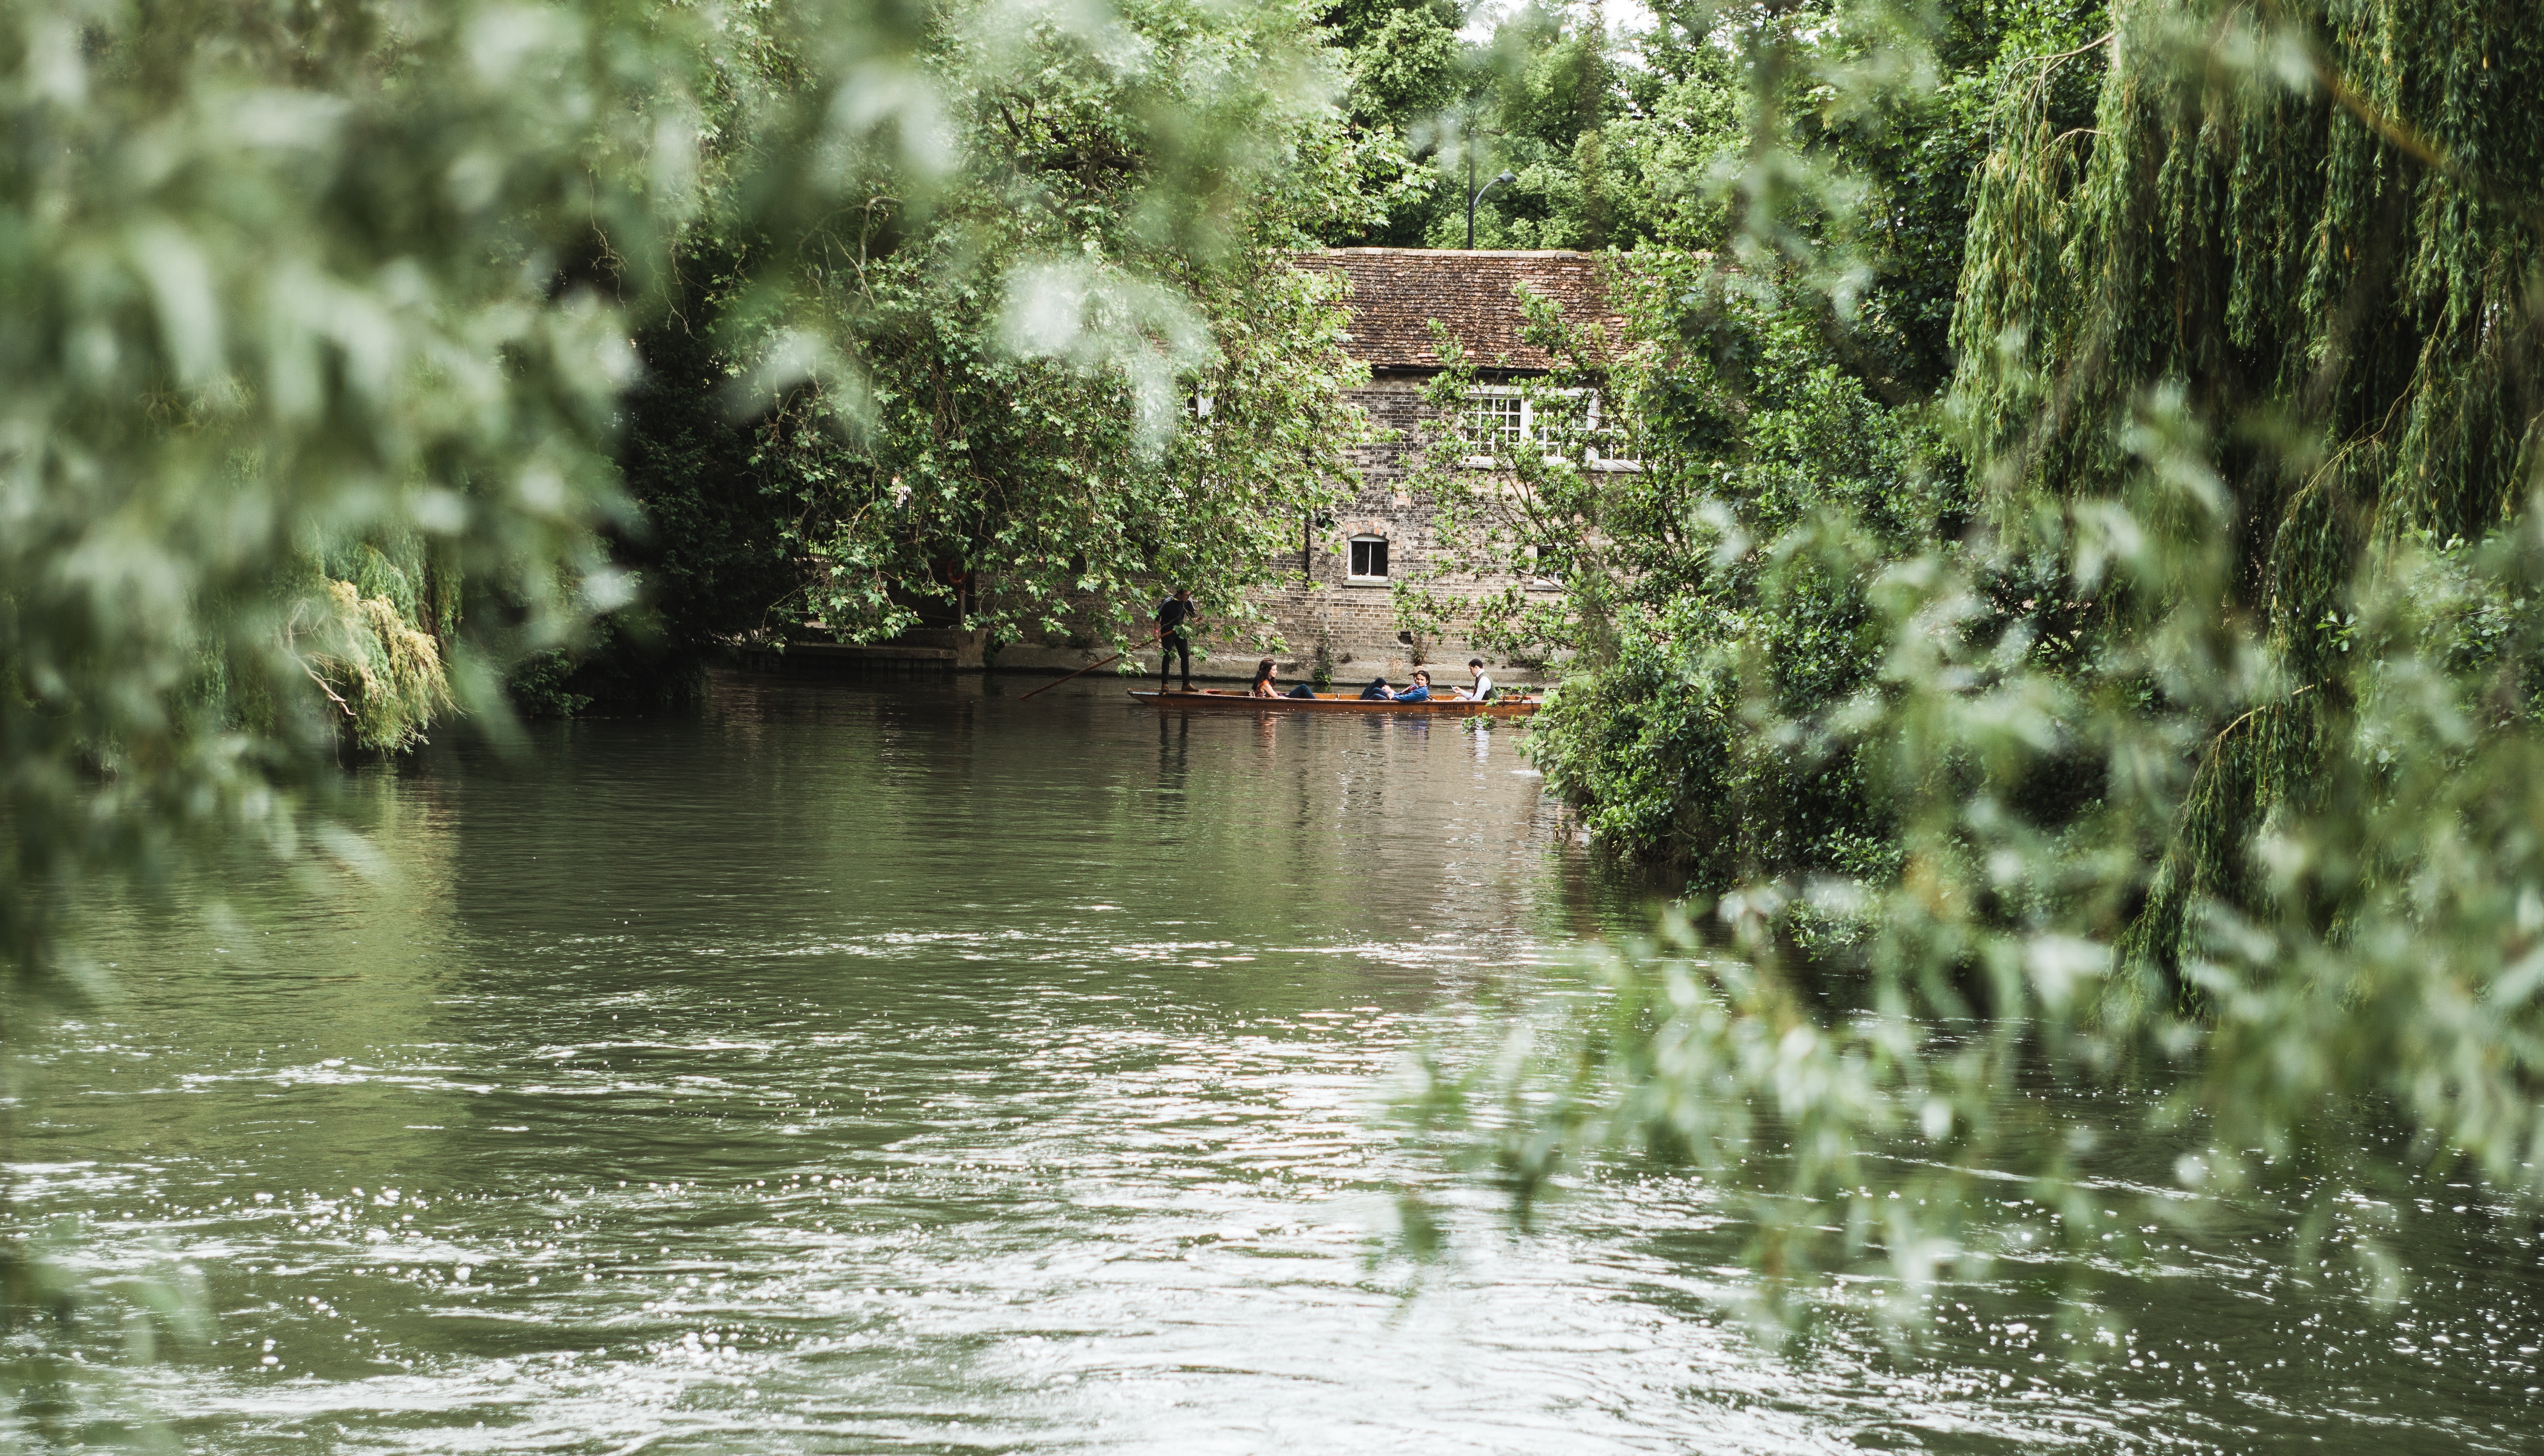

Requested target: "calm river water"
[{"left": 13, "top": 672, "right": 2544, "bottom": 1452}]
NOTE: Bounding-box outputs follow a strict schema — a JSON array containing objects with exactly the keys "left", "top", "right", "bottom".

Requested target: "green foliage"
[
  {"left": 1419, "top": 0, "right": 2544, "bottom": 1338},
  {"left": 0, "top": 0, "right": 1383, "bottom": 1419},
  {"left": 1407, "top": 259, "right": 1955, "bottom": 890},
  {"left": 302, "top": 577, "right": 458, "bottom": 751},
  {"left": 1437, "top": 396, "right": 2544, "bottom": 1327},
  {"left": 0, "top": 0, "right": 730, "bottom": 1410},
  {"left": 618, "top": 264, "right": 811, "bottom": 654},
  {"left": 1405, "top": 0, "right": 2092, "bottom": 893},
  {"left": 775, "top": 252, "right": 1368, "bottom": 652},
  {"left": 594, "top": 0, "right": 1374, "bottom": 659},
  {"left": 1950, "top": 0, "right": 2544, "bottom": 986},
  {"left": 503, "top": 649, "right": 594, "bottom": 720},
  {"left": 0, "top": 0, "right": 710, "bottom": 989}
]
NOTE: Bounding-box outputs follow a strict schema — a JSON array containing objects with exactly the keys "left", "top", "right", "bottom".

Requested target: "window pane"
[
  {"left": 1350, "top": 538, "right": 1388, "bottom": 578},
  {"left": 1587, "top": 391, "right": 1637, "bottom": 465},
  {"left": 1466, "top": 392, "right": 1524, "bottom": 453}
]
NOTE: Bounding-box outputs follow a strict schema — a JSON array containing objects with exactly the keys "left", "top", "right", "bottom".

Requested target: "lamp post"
[{"left": 1466, "top": 160, "right": 1515, "bottom": 249}]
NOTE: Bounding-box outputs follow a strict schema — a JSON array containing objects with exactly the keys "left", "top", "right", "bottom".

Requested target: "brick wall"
[
  {"left": 1006, "top": 375, "right": 1565, "bottom": 682},
  {"left": 1244, "top": 375, "right": 1560, "bottom": 677}
]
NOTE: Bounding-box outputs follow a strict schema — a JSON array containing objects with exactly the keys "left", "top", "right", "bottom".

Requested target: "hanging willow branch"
[
  {"left": 2272, "top": 13, "right": 2544, "bottom": 236},
  {"left": 1952, "top": 0, "right": 2544, "bottom": 993}
]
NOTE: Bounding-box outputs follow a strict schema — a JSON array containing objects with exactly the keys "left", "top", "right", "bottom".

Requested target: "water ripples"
[{"left": 10, "top": 675, "right": 2544, "bottom": 1453}]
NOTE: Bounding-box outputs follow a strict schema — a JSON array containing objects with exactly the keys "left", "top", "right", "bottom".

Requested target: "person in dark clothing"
[
  {"left": 1154, "top": 588, "right": 1199, "bottom": 691},
  {"left": 1357, "top": 676, "right": 1393, "bottom": 700},
  {"left": 1391, "top": 669, "right": 1432, "bottom": 702}
]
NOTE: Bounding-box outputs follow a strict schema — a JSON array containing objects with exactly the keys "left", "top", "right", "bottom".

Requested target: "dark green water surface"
[{"left": 14, "top": 672, "right": 2544, "bottom": 1452}]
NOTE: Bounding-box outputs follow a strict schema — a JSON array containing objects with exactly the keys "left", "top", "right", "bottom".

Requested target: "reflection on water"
[{"left": 11, "top": 672, "right": 2543, "bottom": 1453}]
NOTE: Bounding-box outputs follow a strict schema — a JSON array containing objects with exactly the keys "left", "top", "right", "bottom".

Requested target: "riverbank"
[{"left": 743, "top": 639, "right": 1555, "bottom": 688}]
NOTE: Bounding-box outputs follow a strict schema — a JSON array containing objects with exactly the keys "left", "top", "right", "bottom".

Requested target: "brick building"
[
  {"left": 1247, "top": 247, "right": 1615, "bottom": 683},
  {"left": 979, "top": 248, "right": 1616, "bottom": 684}
]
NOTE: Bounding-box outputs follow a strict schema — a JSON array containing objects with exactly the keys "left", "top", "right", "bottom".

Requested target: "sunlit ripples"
[{"left": 12, "top": 673, "right": 2544, "bottom": 1453}]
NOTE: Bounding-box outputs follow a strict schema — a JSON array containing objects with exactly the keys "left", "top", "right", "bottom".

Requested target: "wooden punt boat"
[{"left": 1130, "top": 688, "right": 1537, "bottom": 717}]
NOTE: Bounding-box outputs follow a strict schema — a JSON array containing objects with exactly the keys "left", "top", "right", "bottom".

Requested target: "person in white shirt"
[{"left": 1460, "top": 658, "right": 1493, "bottom": 701}]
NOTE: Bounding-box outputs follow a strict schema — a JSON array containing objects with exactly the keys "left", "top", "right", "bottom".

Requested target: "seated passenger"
[
  {"left": 1285, "top": 683, "right": 1317, "bottom": 698},
  {"left": 1357, "top": 675, "right": 1394, "bottom": 700},
  {"left": 1248, "top": 658, "right": 1280, "bottom": 698},
  {"left": 1459, "top": 657, "right": 1493, "bottom": 701},
  {"left": 1391, "top": 669, "right": 1432, "bottom": 702}
]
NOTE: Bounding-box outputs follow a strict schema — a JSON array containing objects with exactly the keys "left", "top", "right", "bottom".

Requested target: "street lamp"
[{"left": 1467, "top": 164, "right": 1515, "bottom": 250}]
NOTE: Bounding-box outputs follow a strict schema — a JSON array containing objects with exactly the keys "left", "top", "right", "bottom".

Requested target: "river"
[{"left": 9, "top": 671, "right": 2541, "bottom": 1452}]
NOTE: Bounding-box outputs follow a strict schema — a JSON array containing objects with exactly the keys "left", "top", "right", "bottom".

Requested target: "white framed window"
[
  {"left": 1347, "top": 535, "right": 1390, "bottom": 582},
  {"left": 1584, "top": 392, "right": 1639, "bottom": 470},
  {"left": 1459, "top": 385, "right": 1640, "bottom": 471},
  {"left": 1466, "top": 389, "right": 1526, "bottom": 455}
]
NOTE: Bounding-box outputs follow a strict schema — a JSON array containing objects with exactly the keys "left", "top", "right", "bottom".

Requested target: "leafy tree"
[
  {"left": 1418, "top": 0, "right": 2544, "bottom": 1340},
  {"left": 1313, "top": 0, "right": 1468, "bottom": 247},
  {"left": 1422, "top": 0, "right": 2076, "bottom": 891},
  {"left": 1953, "top": 0, "right": 2544, "bottom": 992},
  {"left": 1519, "top": 264, "right": 1960, "bottom": 891},
  {"left": 552, "top": 0, "right": 1373, "bottom": 675},
  {"left": 0, "top": 1, "right": 1375, "bottom": 1413},
  {"left": 0, "top": 0, "right": 725, "bottom": 984}
]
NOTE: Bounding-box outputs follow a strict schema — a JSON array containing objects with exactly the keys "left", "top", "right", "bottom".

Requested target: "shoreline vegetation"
[{"left": 8, "top": 0, "right": 2544, "bottom": 1426}]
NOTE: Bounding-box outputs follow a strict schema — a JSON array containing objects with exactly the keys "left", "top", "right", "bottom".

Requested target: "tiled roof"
[{"left": 1292, "top": 248, "right": 1615, "bottom": 372}]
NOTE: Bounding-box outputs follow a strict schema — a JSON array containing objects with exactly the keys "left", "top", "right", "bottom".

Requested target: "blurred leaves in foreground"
[
  {"left": 0, "top": 0, "right": 710, "bottom": 989},
  {"left": 0, "top": 0, "right": 1368, "bottom": 1409},
  {"left": 0, "top": 0, "right": 1366, "bottom": 986},
  {"left": 1410, "top": 0, "right": 2544, "bottom": 1336}
]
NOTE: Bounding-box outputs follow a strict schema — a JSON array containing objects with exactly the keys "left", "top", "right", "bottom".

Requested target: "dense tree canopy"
[
  {"left": 1411, "top": 0, "right": 2544, "bottom": 1329},
  {"left": 1954, "top": 0, "right": 2544, "bottom": 987},
  {"left": 0, "top": 0, "right": 707, "bottom": 978},
  {"left": 546, "top": 0, "right": 1376, "bottom": 700},
  {"left": 0, "top": 0, "right": 1366, "bottom": 975},
  {"left": 1404, "top": 0, "right": 2097, "bottom": 893}
]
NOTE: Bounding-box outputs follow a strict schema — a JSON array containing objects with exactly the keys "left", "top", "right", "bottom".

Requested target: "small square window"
[
  {"left": 1349, "top": 537, "right": 1389, "bottom": 580},
  {"left": 1526, "top": 542, "right": 1566, "bottom": 585}
]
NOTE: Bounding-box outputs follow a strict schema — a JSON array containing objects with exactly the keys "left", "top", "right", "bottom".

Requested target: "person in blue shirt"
[
  {"left": 1390, "top": 669, "right": 1432, "bottom": 702},
  {"left": 1357, "top": 675, "right": 1394, "bottom": 700}
]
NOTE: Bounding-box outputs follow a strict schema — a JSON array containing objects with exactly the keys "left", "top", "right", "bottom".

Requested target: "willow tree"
[
  {"left": 1952, "top": 0, "right": 2544, "bottom": 987},
  {"left": 1415, "top": 0, "right": 2544, "bottom": 1330}
]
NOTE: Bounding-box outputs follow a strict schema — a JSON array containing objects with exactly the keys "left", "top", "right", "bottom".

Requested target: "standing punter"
[{"left": 1155, "top": 587, "right": 1201, "bottom": 692}]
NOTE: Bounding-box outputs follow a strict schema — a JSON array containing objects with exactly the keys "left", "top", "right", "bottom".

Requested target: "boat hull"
[{"left": 1129, "top": 689, "right": 1536, "bottom": 717}]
